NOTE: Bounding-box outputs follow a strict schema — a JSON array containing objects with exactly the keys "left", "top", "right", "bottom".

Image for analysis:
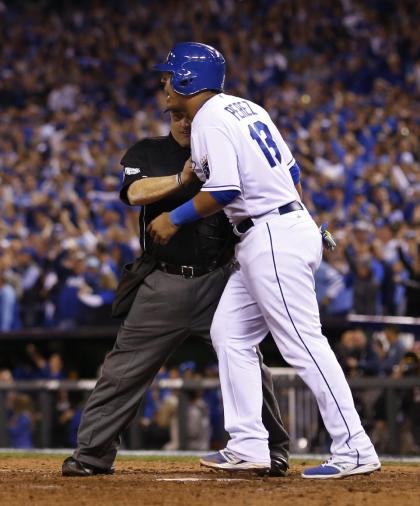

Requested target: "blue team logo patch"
[{"left": 200, "top": 156, "right": 210, "bottom": 180}]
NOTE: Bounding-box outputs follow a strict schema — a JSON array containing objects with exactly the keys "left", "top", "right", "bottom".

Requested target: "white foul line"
[{"left": 156, "top": 477, "right": 251, "bottom": 482}]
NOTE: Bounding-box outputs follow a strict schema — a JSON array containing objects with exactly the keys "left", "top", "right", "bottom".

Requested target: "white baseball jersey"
[{"left": 191, "top": 93, "right": 300, "bottom": 225}]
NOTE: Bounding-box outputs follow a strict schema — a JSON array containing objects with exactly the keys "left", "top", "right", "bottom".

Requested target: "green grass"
[
  {"left": 0, "top": 452, "right": 65, "bottom": 460},
  {"left": 0, "top": 452, "right": 418, "bottom": 466}
]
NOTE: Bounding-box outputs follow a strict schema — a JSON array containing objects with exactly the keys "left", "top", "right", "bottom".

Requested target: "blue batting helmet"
[{"left": 154, "top": 42, "right": 225, "bottom": 96}]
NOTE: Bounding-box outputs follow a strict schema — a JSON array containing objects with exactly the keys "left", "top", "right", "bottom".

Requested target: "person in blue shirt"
[{"left": 8, "top": 394, "right": 33, "bottom": 449}]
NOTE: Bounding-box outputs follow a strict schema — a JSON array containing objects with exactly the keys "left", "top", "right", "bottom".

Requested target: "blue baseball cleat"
[
  {"left": 200, "top": 448, "right": 270, "bottom": 474},
  {"left": 302, "top": 456, "right": 381, "bottom": 479}
]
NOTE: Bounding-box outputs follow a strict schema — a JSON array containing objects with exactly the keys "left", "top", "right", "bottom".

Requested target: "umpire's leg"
[
  {"left": 73, "top": 270, "right": 190, "bottom": 469},
  {"left": 258, "top": 353, "right": 289, "bottom": 462}
]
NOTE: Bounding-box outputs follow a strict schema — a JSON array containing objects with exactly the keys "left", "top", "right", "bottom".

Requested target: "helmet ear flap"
[
  {"left": 172, "top": 68, "right": 198, "bottom": 95},
  {"left": 179, "top": 76, "right": 193, "bottom": 87}
]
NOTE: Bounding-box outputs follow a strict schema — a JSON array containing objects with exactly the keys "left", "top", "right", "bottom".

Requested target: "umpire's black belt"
[
  {"left": 234, "top": 200, "right": 303, "bottom": 236},
  {"left": 157, "top": 261, "right": 218, "bottom": 279}
]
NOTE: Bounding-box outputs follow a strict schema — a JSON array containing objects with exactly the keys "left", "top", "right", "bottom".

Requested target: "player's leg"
[
  {"left": 202, "top": 267, "right": 271, "bottom": 468},
  {"left": 237, "top": 214, "right": 379, "bottom": 475},
  {"left": 192, "top": 265, "right": 289, "bottom": 470},
  {"left": 65, "top": 270, "right": 191, "bottom": 473}
]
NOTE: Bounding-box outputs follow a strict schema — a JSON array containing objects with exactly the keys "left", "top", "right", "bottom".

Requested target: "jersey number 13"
[{"left": 249, "top": 121, "right": 282, "bottom": 168}]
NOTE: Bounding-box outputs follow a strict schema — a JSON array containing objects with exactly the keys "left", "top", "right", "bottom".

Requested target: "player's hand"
[
  {"left": 319, "top": 223, "right": 337, "bottom": 251},
  {"left": 180, "top": 157, "right": 197, "bottom": 185},
  {"left": 147, "top": 212, "right": 179, "bottom": 245}
]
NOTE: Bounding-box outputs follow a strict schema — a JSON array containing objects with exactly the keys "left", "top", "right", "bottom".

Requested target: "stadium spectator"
[
  {"left": 12, "top": 344, "right": 66, "bottom": 380},
  {"left": 0, "top": 368, "right": 16, "bottom": 422},
  {"left": 335, "top": 329, "right": 381, "bottom": 377},
  {"left": 394, "top": 352, "right": 420, "bottom": 452},
  {"left": 140, "top": 363, "right": 212, "bottom": 451},
  {"left": 24, "top": 344, "right": 65, "bottom": 380},
  {"left": 0, "top": 270, "right": 20, "bottom": 331},
  {"left": 14, "top": 247, "right": 42, "bottom": 327},
  {"left": 7, "top": 394, "right": 34, "bottom": 449},
  {"left": 0, "top": 368, "right": 13, "bottom": 383},
  {"left": 185, "top": 390, "right": 211, "bottom": 451},
  {"left": 398, "top": 239, "right": 420, "bottom": 317},
  {"left": 139, "top": 367, "right": 179, "bottom": 450},
  {"left": 202, "top": 363, "right": 225, "bottom": 449},
  {"left": 315, "top": 258, "right": 352, "bottom": 316},
  {"left": 76, "top": 258, "right": 117, "bottom": 324},
  {"left": 379, "top": 325, "right": 408, "bottom": 376},
  {"left": 55, "top": 391, "right": 84, "bottom": 448},
  {"left": 372, "top": 350, "right": 420, "bottom": 454},
  {"left": 178, "top": 362, "right": 211, "bottom": 450}
]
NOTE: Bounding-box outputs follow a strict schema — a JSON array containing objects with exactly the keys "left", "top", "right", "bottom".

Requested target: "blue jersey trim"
[
  {"left": 289, "top": 162, "right": 301, "bottom": 184},
  {"left": 210, "top": 189, "right": 240, "bottom": 205}
]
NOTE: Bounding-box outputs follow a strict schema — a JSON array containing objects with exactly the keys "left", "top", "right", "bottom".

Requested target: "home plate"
[{"left": 156, "top": 477, "right": 251, "bottom": 482}]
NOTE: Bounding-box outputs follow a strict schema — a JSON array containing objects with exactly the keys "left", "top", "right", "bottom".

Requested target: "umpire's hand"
[
  {"left": 180, "top": 156, "right": 198, "bottom": 185},
  {"left": 148, "top": 212, "right": 179, "bottom": 245}
]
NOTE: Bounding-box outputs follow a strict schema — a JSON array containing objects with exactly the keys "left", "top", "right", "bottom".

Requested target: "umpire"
[{"left": 62, "top": 111, "right": 289, "bottom": 477}]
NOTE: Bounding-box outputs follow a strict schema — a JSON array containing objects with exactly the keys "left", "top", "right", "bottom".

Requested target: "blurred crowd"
[
  {"left": 0, "top": 0, "right": 419, "bottom": 330},
  {"left": 0, "top": 345, "right": 224, "bottom": 451},
  {"left": 1, "top": 326, "right": 419, "bottom": 454},
  {"left": 137, "top": 362, "right": 224, "bottom": 451},
  {"left": 0, "top": 344, "right": 79, "bottom": 449},
  {"left": 308, "top": 325, "right": 420, "bottom": 454}
]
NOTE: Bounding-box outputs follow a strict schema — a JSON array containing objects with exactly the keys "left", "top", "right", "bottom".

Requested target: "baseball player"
[{"left": 150, "top": 42, "right": 381, "bottom": 478}]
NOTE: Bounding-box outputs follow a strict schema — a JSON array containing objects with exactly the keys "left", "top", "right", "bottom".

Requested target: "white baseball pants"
[{"left": 211, "top": 208, "right": 378, "bottom": 465}]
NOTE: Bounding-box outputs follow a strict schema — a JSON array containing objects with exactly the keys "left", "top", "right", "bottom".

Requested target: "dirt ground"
[{"left": 0, "top": 455, "right": 419, "bottom": 506}]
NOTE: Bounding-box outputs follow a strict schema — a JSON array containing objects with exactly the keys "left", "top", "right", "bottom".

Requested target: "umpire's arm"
[{"left": 127, "top": 157, "right": 195, "bottom": 205}]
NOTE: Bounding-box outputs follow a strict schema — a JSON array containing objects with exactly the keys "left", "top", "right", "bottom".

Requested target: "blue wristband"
[
  {"left": 289, "top": 162, "right": 301, "bottom": 184},
  {"left": 169, "top": 199, "right": 202, "bottom": 226}
]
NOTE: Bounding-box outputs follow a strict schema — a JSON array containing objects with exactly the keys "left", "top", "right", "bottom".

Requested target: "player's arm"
[
  {"left": 127, "top": 157, "right": 196, "bottom": 205},
  {"left": 289, "top": 163, "right": 335, "bottom": 249},
  {"left": 289, "top": 162, "right": 303, "bottom": 199},
  {"left": 147, "top": 190, "right": 238, "bottom": 245}
]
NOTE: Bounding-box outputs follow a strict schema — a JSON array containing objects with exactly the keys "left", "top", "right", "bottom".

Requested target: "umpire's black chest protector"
[{"left": 120, "top": 133, "right": 235, "bottom": 267}]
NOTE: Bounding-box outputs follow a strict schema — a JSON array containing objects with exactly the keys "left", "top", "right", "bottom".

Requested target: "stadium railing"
[
  {"left": 1, "top": 314, "right": 419, "bottom": 453},
  {"left": 0, "top": 373, "right": 419, "bottom": 453}
]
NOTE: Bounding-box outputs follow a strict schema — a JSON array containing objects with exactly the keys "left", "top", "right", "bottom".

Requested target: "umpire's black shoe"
[
  {"left": 269, "top": 457, "right": 289, "bottom": 477},
  {"left": 62, "top": 456, "right": 115, "bottom": 477}
]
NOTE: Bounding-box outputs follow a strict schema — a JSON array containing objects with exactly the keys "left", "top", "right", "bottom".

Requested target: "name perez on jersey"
[{"left": 224, "top": 100, "right": 257, "bottom": 121}]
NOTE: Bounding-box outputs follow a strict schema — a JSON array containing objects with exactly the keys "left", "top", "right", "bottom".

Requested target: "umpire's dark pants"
[{"left": 74, "top": 266, "right": 289, "bottom": 469}]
